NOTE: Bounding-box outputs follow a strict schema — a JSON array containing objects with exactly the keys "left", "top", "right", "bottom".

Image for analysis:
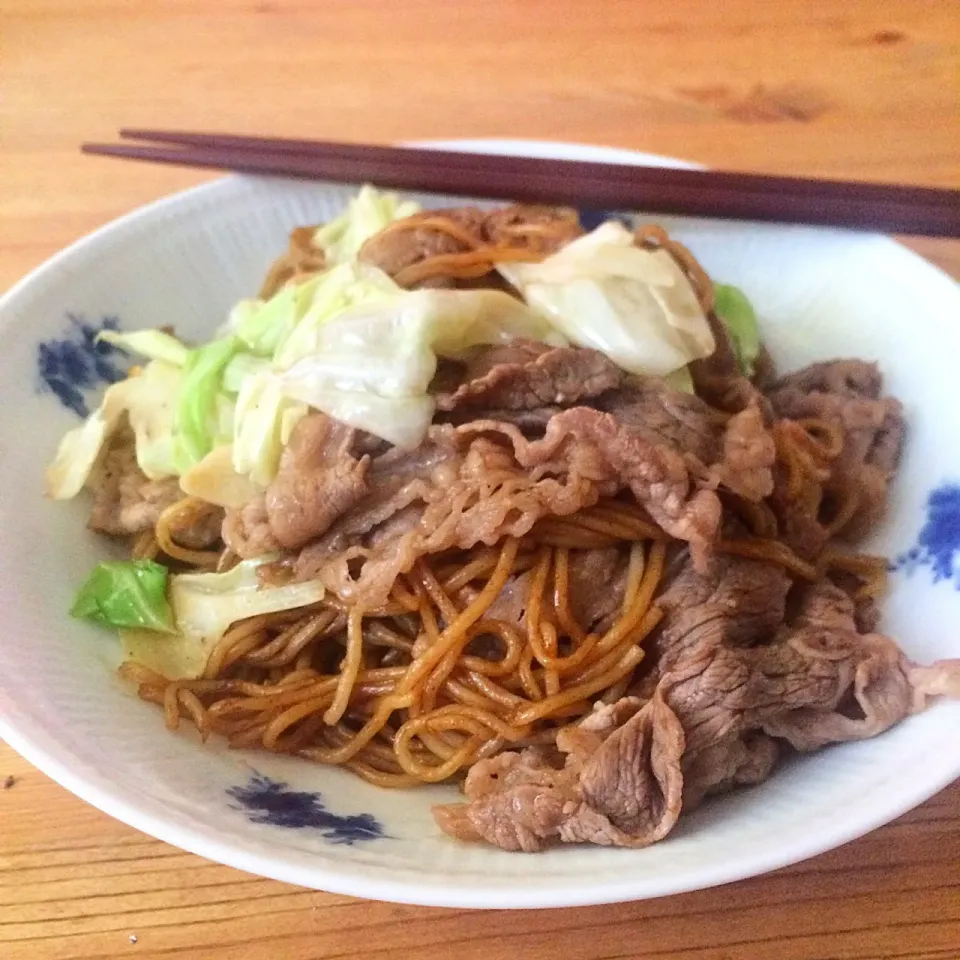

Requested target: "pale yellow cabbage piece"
[
  {"left": 45, "top": 361, "right": 183, "bottom": 499},
  {"left": 179, "top": 444, "right": 263, "bottom": 509},
  {"left": 121, "top": 558, "right": 325, "bottom": 679},
  {"left": 499, "top": 220, "right": 714, "bottom": 376}
]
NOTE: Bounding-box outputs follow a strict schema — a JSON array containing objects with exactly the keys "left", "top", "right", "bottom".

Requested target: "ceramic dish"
[{"left": 1, "top": 140, "right": 958, "bottom": 908}]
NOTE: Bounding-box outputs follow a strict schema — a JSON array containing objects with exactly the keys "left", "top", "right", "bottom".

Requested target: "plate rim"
[{"left": 1, "top": 138, "right": 959, "bottom": 909}]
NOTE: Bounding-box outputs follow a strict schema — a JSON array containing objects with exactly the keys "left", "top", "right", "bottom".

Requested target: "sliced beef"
[
  {"left": 436, "top": 554, "right": 957, "bottom": 852},
  {"left": 434, "top": 749, "right": 574, "bottom": 852},
  {"left": 434, "top": 340, "right": 624, "bottom": 437},
  {"left": 230, "top": 356, "right": 773, "bottom": 600},
  {"left": 767, "top": 359, "right": 906, "bottom": 551},
  {"left": 555, "top": 696, "right": 646, "bottom": 765},
  {"left": 223, "top": 413, "right": 371, "bottom": 556},
  {"left": 435, "top": 341, "right": 624, "bottom": 413},
  {"left": 293, "top": 429, "right": 621, "bottom": 605},
  {"left": 681, "top": 732, "right": 779, "bottom": 810},
  {"left": 716, "top": 404, "right": 778, "bottom": 501},
  {"left": 830, "top": 568, "right": 883, "bottom": 633},
  {"left": 652, "top": 553, "right": 791, "bottom": 672},
  {"left": 481, "top": 547, "right": 627, "bottom": 632},
  {"left": 459, "top": 340, "right": 551, "bottom": 377},
  {"left": 655, "top": 574, "right": 918, "bottom": 769},
  {"left": 483, "top": 570, "right": 533, "bottom": 627},
  {"left": 287, "top": 394, "right": 774, "bottom": 603},
  {"left": 265, "top": 414, "right": 370, "bottom": 548},
  {"left": 357, "top": 205, "right": 582, "bottom": 288},
  {"left": 597, "top": 378, "right": 727, "bottom": 453},
  {"left": 296, "top": 425, "right": 463, "bottom": 555},
  {"left": 773, "top": 360, "right": 883, "bottom": 400},
  {"left": 483, "top": 205, "right": 582, "bottom": 254},
  {"left": 566, "top": 692, "right": 685, "bottom": 846},
  {"left": 439, "top": 405, "right": 562, "bottom": 436},
  {"left": 750, "top": 585, "right": 915, "bottom": 750},
  {"left": 597, "top": 379, "right": 775, "bottom": 501},
  {"left": 222, "top": 497, "right": 281, "bottom": 559},
  {"left": 908, "top": 659, "right": 960, "bottom": 710},
  {"left": 567, "top": 547, "right": 628, "bottom": 628},
  {"left": 434, "top": 692, "right": 684, "bottom": 852},
  {"left": 689, "top": 311, "right": 767, "bottom": 414},
  {"left": 469, "top": 408, "right": 728, "bottom": 569},
  {"left": 88, "top": 432, "right": 181, "bottom": 538}
]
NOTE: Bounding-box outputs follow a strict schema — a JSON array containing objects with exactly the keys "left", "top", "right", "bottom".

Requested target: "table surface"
[{"left": 2, "top": 2, "right": 959, "bottom": 958}]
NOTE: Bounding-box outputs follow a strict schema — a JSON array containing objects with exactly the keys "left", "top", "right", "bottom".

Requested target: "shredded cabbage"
[
  {"left": 120, "top": 558, "right": 326, "bottom": 679},
  {"left": 313, "top": 185, "right": 421, "bottom": 264},
  {"left": 45, "top": 360, "right": 184, "bottom": 499},
  {"left": 498, "top": 221, "right": 714, "bottom": 376}
]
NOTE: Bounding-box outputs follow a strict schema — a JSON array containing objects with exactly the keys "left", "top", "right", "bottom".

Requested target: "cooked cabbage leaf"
[
  {"left": 498, "top": 221, "right": 714, "bottom": 376},
  {"left": 280, "top": 382, "right": 435, "bottom": 451},
  {"left": 278, "top": 287, "right": 562, "bottom": 448},
  {"left": 71, "top": 559, "right": 174, "bottom": 632},
  {"left": 221, "top": 352, "right": 270, "bottom": 394},
  {"left": 232, "top": 370, "right": 309, "bottom": 486},
  {"left": 313, "top": 184, "right": 421, "bottom": 264},
  {"left": 228, "top": 274, "right": 325, "bottom": 357},
  {"left": 97, "top": 329, "right": 190, "bottom": 367},
  {"left": 120, "top": 559, "right": 326, "bottom": 679},
  {"left": 45, "top": 360, "right": 184, "bottom": 499},
  {"left": 174, "top": 336, "right": 241, "bottom": 466},
  {"left": 714, "top": 283, "right": 760, "bottom": 378},
  {"left": 272, "top": 262, "right": 401, "bottom": 370},
  {"left": 179, "top": 444, "right": 264, "bottom": 508}
]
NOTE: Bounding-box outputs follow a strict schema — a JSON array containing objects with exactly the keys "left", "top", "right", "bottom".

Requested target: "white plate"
[{"left": 0, "top": 140, "right": 958, "bottom": 909}]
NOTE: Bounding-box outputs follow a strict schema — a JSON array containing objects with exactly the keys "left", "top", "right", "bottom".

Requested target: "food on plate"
[{"left": 48, "top": 186, "right": 960, "bottom": 852}]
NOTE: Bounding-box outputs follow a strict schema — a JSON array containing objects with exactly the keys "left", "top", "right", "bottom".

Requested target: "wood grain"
[{"left": 1, "top": 1, "right": 958, "bottom": 957}]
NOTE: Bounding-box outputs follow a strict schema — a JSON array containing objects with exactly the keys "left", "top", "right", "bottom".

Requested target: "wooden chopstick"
[
  {"left": 114, "top": 129, "right": 948, "bottom": 203},
  {"left": 81, "top": 130, "right": 960, "bottom": 237}
]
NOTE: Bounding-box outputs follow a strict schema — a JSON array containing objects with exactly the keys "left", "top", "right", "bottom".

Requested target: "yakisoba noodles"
[
  {"left": 362, "top": 207, "right": 583, "bottom": 288},
  {"left": 49, "top": 188, "right": 958, "bottom": 852},
  {"left": 121, "top": 502, "right": 669, "bottom": 786},
  {"left": 121, "top": 486, "right": 885, "bottom": 787}
]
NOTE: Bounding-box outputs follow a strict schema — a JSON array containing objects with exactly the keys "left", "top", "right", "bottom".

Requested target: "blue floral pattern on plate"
[
  {"left": 894, "top": 482, "right": 960, "bottom": 587},
  {"left": 37, "top": 314, "right": 128, "bottom": 417},
  {"left": 227, "top": 774, "right": 385, "bottom": 845}
]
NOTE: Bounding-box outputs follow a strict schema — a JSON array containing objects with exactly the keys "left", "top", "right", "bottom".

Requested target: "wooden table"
[{"left": 2, "top": 2, "right": 958, "bottom": 957}]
